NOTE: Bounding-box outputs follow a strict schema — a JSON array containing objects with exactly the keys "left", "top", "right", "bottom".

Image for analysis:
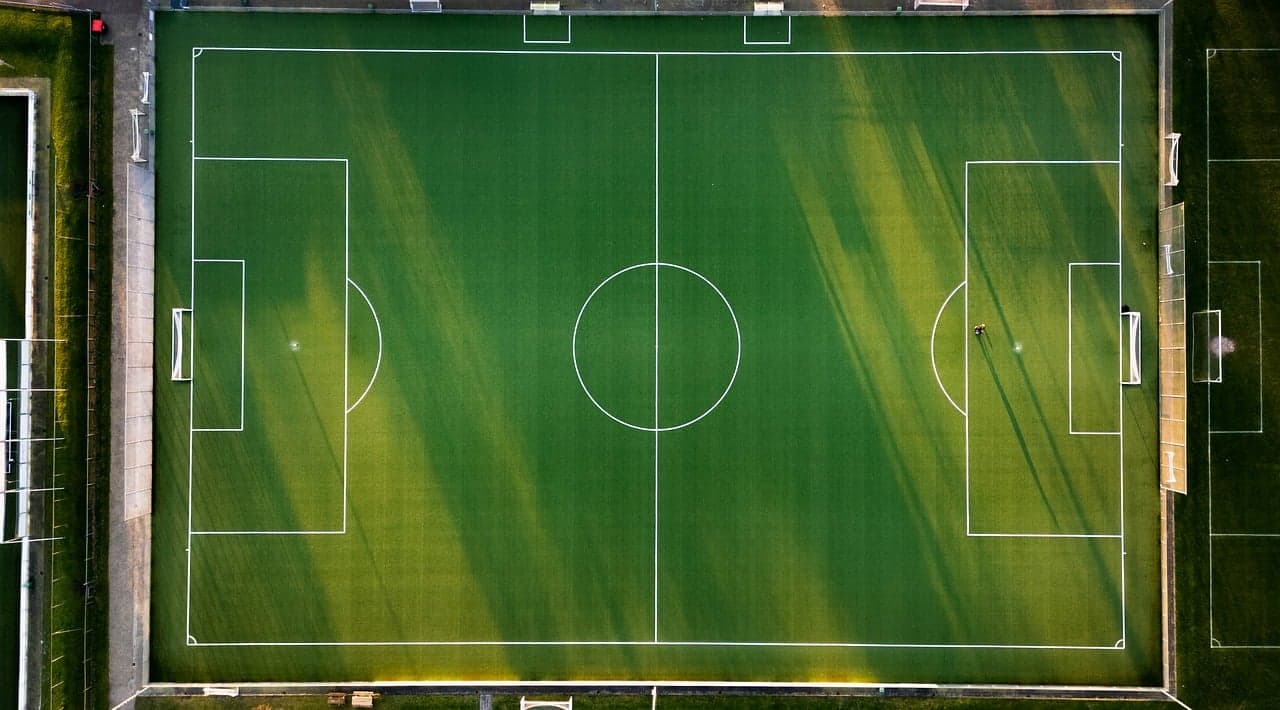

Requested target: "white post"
[
  {"left": 1165, "top": 132, "right": 1181, "bottom": 187},
  {"left": 16, "top": 87, "right": 37, "bottom": 710},
  {"left": 520, "top": 698, "right": 573, "bottom": 710},
  {"left": 1, "top": 346, "right": 6, "bottom": 539},
  {"left": 130, "top": 108, "right": 146, "bottom": 163}
]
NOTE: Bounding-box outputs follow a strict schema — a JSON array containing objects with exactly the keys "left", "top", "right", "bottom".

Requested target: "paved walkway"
[{"left": 59, "top": 0, "right": 157, "bottom": 706}]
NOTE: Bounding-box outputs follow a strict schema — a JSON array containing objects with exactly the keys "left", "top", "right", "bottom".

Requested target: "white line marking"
[
  {"left": 185, "top": 152, "right": 352, "bottom": 638},
  {"left": 572, "top": 263, "right": 741, "bottom": 433},
  {"left": 133, "top": 680, "right": 1173, "bottom": 693},
  {"left": 1067, "top": 263, "right": 1122, "bottom": 435},
  {"left": 1256, "top": 260, "right": 1263, "bottom": 435},
  {"left": 185, "top": 47, "right": 197, "bottom": 642},
  {"left": 190, "top": 529, "right": 343, "bottom": 536},
  {"left": 966, "top": 160, "right": 1120, "bottom": 165},
  {"left": 344, "top": 158, "right": 350, "bottom": 534},
  {"left": 967, "top": 533, "right": 1123, "bottom": 539},
  {"left": 190, "top": 259, "right": 245, "bottom": 432},
  {"left": 522, "top": 14, "right": 572, "bottom": 45},
  {"left": 653, "top": 53, "right": 660, "bottom": 644},
  {"left": 183, "top": 46, "right": 1135, "bottom": 652},
  {"left": 1116, "top": 51, "right": 1127, "bottom": 645},
  {"left": 930, "top": 281, "right": 966, "bottom": 416},
  {"left": 1208, "top": 157, "right": 1280, "bottom": 162},
  {"left": 186, "top": 639, "right": 1127, "bottom": 650},
  {"left": 1210, "top": 533, "right": 1280, "bottom": 538},
  {"left": 965, "top": 162, "right": 1125, "bottom": 546},
  {"left": 194, "top": 156, "right": 346, "bottom": 162},
  {"left": 964, "top": 162, "right": 970, "bottom": 535},
  {"left": 1207, "top": 261, "right": 1264, "bottom": 432},
  {"left": 742, "top": 16, "right": 793, "bottom": 46},
  {"left": 195, "top": 47, "right": 1121, "bottom": 57},
  {"left": 1206, "top": 47, "right": 1215, "bottom": 639},
  {"left": 346, "top": 279, "right": 383, "bottom": 414}
]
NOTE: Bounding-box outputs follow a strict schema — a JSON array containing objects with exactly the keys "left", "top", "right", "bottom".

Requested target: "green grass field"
[
  {"left": 0, "top": 93, "right": 27, "bottom": 710},
  {"left": 153, "top": 12, "right": 1162, "bottom": 687}
]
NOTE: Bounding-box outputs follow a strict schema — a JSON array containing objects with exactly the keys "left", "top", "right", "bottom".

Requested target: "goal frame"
[{"left": 914, "top": 0, "right": 970, "bottom": 9}]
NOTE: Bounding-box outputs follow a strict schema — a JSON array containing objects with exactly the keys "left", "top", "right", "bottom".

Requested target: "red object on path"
[{"left": 91, "top": 18, "right": 107, "bottom": 35}]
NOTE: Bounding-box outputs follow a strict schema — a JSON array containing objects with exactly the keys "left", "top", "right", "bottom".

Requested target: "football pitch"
[
  {"left": 152, "top": 12, "right": 1163, "bottom": 686},
  {"left": 1203, "top": 47, "right": 1280, "bottom": 650}
]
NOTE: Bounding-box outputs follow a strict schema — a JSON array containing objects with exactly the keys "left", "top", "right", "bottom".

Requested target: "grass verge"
[{"left": 0, "top": 5, "right": 112, "bottom": 709}]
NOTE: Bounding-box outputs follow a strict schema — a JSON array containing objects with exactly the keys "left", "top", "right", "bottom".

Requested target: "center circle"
[{"left": 572, "top": 262, "right": 741, "bottom": 432}]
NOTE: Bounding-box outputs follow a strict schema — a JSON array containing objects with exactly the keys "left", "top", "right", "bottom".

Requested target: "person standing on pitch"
[{"left": 973, "top": 323, "right": 986, "bottom": 336}]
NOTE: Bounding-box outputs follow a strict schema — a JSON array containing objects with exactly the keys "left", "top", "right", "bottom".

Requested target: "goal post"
[
  {"left": 171, "top": 307, "right": 192, "bottom": 381},
  {"left": 1190, "top": 310, "right": 1221, "bottom": 384},
  {"left": 1122, "top": 309, "right": 1141, "bottom": 386},
  {"left": 521, "top": 699, "right": 572, "bottom": 710},
  {"left": 1164, "top": 132, "right": 1181, "bottom": 187},
  {"left": 915, "top": 0, "right": 969, "bottom": 9}
]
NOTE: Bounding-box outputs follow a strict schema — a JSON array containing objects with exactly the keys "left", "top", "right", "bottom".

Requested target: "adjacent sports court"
[
  {"left": 1203, "top": 47, "right": 1280, "bottom": 650},
  {"left": 151, "top": 12, "right": 1164, "bottom": 686},
  {"left": 0, "top": 92, "right": 29, "bottom": 710}
]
